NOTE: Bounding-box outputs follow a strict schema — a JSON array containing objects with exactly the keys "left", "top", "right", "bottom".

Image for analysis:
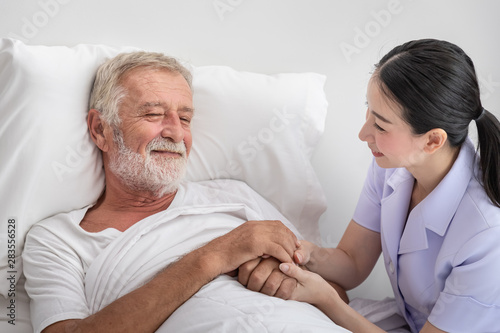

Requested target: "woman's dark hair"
[{"left": 374, "top": 38, "right": 500, "bottom": 207}]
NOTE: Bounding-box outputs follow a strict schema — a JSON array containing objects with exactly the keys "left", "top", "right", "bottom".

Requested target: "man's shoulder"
[{"left": 26, "top": 206, "right": 90, "bottom": 241}]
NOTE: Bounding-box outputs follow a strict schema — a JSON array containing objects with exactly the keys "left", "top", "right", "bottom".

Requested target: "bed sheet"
[{"left": 159, "top": 275, "right": 349, "bottom": 333}]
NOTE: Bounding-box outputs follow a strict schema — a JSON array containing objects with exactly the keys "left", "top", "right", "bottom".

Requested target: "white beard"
[{"left": 109, "top": 130, "right": 187, "bottom": 197}]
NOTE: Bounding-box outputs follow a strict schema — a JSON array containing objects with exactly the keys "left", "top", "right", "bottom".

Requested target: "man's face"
[{"left": 106, "top": 67, "right": 194, "bottom": 196}]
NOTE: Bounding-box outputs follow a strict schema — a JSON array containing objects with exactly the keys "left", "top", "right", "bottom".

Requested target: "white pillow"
[
  {"left": 0, "top": 38, "right": 328, "bottom": 298},
  {"left": 188, "top": 65, "right": 328, "bottom": 240}
]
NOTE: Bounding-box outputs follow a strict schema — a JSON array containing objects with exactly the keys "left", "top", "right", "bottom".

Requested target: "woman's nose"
[{"left": 358, "top": 109, "right": 372, "bottom": 142}]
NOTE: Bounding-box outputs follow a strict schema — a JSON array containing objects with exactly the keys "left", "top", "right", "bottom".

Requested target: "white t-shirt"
[{"left": 23, "top": 180, "right": 302, "bottom": 333}]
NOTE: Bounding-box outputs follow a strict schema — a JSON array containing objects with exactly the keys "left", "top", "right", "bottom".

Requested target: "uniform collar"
[{"left": 398, "top": 139, "right": 476, "bottom": 254}]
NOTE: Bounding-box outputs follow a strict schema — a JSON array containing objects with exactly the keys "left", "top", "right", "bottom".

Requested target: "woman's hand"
[
  {"left": 293, "top": 240, "right": 318, "bottom": 266},
  {"left": 278, "top": 262, "right": 334, "bottom": 305},
  {"left": 279, "top": 262, "right": 385, "bottom": 333}
]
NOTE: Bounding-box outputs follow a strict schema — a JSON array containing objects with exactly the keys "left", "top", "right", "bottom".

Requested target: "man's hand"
[
  {"left": 237, "top": 257, "right": 297, "bottom": 299},
  {"left": 204, "top": 220, "right": 299, "bottom": 277}
]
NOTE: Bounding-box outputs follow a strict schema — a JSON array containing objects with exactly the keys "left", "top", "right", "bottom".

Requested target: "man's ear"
[
  {"left": 87, "top": 109, "right": 110, "bottom": 152},
  {"left": 423, "top": 128, "right": 447, "bottom": 154}
]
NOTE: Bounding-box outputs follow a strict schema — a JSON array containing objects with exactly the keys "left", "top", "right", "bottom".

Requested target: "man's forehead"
[
  {"left": 121, "top": 69, "right": 191, "bottom": 94},
  {"left": 121, "top": 66, "right": 184, "bottom": 84},
  {"left": 123, "top": 71, "right": 191, "bottom": 97}
]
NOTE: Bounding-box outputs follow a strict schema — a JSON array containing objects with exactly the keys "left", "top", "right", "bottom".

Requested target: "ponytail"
[{"left": 475, "top": 108, "right": 500, "bottom": 207}]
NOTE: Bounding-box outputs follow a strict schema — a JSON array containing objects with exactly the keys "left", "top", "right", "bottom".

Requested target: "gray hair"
[{"left": 89, "top": 51, "right": 192, "bottom": 127}]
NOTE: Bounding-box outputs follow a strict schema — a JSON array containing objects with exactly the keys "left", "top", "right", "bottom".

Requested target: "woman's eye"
[{"left": 373, "top": 122, "right": 385, "bottom": 132}]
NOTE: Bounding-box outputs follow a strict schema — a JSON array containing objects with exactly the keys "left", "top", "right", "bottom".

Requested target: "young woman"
[{"left": 280, "top": 39, "right": 500, "bottom": 333}]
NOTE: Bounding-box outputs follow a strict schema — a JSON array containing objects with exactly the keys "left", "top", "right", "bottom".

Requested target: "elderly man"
[{"left": 22, "top": 52, "right": 345, "bottom": 333}]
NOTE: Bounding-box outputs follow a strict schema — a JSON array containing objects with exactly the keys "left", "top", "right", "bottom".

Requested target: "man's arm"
[
  {"left": 43, "top": 220, "right": 298, "bottom": 333},
  {"left": 44, "top": 248, "right": 217, "bottom": 333}
]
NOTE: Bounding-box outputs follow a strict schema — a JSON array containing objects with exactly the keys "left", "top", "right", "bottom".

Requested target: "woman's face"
[{"left": 358, "top": 76, "right": 428, "bottom": 170}]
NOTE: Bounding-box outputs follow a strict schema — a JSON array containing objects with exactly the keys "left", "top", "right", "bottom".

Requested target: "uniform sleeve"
[
  {"left": 352, "top": 158, "right": 387, "bottom": 233},
  {"left": 428, "top": 226, "right": 500, "bottom": 332},
  {"left": 22, "top": 223, "right": 90, "bottom": 333}
]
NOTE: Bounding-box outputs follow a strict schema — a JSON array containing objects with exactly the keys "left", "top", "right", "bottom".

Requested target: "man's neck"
[
  {"left": 97, "top": 185, "right": 177, "bottom": 214},
  {"left": 80, "top": 172, "right": 179, "bottom": 233}
]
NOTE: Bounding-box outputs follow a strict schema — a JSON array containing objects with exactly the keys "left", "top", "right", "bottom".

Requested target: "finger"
[
  {"left": 246, "top": 258, "right": 279, "bottom": 292},
  {"left": 293, "top": 243, "right": 311, "bottom": 265},
  {"left": 279, "top": 263, "right": 305, "bottom": 280},
  {"left": 274, "top": 277, "right": 297, "bottom": 300},
  {"left": 237, "top": 258, "right": 261, "bottom": 286},
  {"left": 259, "top": 269, "right": 284, "bottom": 296},
  {"left": 293, "top": 249, "right": 311, "bottom": 265},
  {"left": 293, "top": 251, "right": 303, "bottom": 265},
  {"left": 265, "top": 243, "right": 294, "bottom": 264}
]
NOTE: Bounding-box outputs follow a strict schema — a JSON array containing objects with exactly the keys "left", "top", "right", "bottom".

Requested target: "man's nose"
[{"left": 161, "top": 113, "right": 184, "bottom": 142}]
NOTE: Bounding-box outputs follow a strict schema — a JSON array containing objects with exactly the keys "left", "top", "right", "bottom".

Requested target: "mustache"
[{"left": 146, "top": 137, "right": 187, "bottom": 157}]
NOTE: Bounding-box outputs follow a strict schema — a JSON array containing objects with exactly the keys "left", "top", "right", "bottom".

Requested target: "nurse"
[{"left": 279, "top": 39, "right": 500, "bottom": 332}]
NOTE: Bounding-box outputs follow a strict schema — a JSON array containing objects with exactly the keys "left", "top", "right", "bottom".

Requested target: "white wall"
[{"left": 2, "top": 0, "right": 499, "bottom": 300}]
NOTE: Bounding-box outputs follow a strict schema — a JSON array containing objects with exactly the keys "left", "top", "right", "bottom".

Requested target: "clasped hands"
[
  {"left": 229, "top": 223, "right": 317, "bottom": 301},
  {"left": 223, "top": 220, "right": 348, "bottom": 305}
]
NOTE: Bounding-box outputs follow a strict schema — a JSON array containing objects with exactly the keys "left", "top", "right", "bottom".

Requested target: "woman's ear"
[
  {"left": 87, "top": 109, "right": 110, "bottom": 152},
  {"left": 423, "top": 128, "right": 448, "bottom": 154}
]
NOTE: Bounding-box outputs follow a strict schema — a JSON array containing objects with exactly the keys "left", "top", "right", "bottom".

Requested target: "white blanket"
[{"left": 84, "top": 199, "right": 348, "bottom": 332}]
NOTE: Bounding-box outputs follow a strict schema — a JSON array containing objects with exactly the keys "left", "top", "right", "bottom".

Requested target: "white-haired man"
[{"left": 23, "top": 52, "right": 346, "bottom": 333}]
